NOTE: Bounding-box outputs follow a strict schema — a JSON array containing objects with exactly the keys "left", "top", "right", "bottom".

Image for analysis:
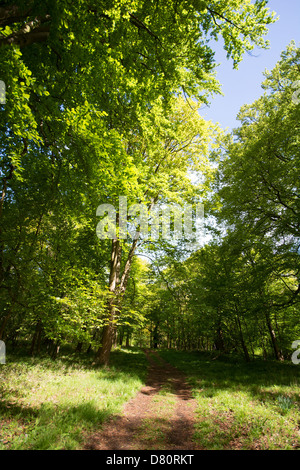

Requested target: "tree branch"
[
  {"left": 207, "top": 7, "right": 244, "bottom": 32},
  {"left": 129, "top": 12, "right": 159, "bottom": 41},
  {"left": 0, "top": 3, "right": 34, "bottom": 27},
  {"left": 0, "top": 14, "right": 51, "bottom": 48}
]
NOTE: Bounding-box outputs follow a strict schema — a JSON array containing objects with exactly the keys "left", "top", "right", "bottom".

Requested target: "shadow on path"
[{"left": 83, "top": 350, "right": 201, "bottom": 450}]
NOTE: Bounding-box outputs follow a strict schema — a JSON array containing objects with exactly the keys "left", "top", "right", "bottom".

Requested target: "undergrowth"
[
  {"left": 159, "top": 349, "right": 300, "bottom": 450},
  {"left": 0, "top": 347, "right": 147, "bottom": 450}
]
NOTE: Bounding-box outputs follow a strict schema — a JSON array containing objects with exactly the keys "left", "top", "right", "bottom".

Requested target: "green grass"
[
  {"left": 159, "top": 349, "right": 300, "bottom": 450},
  {"left": 0, "top": 347, "right": 147, "bottom": 450},
  {"left": 2, "top": 346, "right": 300, "bottom": 450}
]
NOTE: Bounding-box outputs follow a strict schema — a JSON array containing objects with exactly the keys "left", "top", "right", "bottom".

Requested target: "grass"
[
  {"left": 2, "top": 346, "right": 300, "bottom": 450},
  {"left": 134, "top": 386, "right": 176, "bottom": 450},
  {"left": 159, "top": 349, "right": 300, "bottom": 450},
  {"left": 0, "top": 346, "right": 147, "bottom": 450}
]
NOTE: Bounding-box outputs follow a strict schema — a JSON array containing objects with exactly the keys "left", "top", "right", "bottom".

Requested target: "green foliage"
[
  {"left": 138, "top": 43, "right": 300, "bottom": 362},
  {"left": 277, "top": 395, "right": 294, "bottom": 415},
  {"left": 216, "top": 41, "right": 300, "bottom": 247},
  {"left": 2, "top": 0, "right": 299, "bottom": 452},
  {"left": 0, "top": 0, "right": 281, "bottom": 357},
  {"left": 160, "top": 349, "right": 300, "bottom": 450},
  {"left": 0, "top": 348, "right": 147, "bottom": 449}
]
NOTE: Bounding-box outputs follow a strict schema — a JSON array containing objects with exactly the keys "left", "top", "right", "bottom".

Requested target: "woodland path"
[{"left": 84, "top": 349, "right": 202, "bottom": 450}]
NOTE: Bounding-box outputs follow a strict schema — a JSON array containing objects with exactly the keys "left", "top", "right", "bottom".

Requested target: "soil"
[{"left": 83, "top": 349, "right": 202, "bottom": 451}]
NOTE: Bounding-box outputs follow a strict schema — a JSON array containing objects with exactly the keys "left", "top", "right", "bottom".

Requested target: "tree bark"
[
  {"left": 0, "top": 293, "right": 16, "bottom": 340},
  {"left": 93, "top": 238, "right": 121, "bottom": 365},
  {"left": 0, "top": 312, "right": 10, "bottom": 340},
  {"left": 30, "top": 319, "right": 42, "bottom": 356},
  {"left": 125, "top": 330, "right": 131, "bottom": 348},
  {"left": 214, "top": 325, "right": 225, "bottom": 351},
  {"left": 93, "top": 196, "right": 157, "bottom": 365},
  {"left": 0, "top": 26, "right": 50, "bottom": 48},
  {"left": 265, "top": 312, "right": 284, "bottom": 361},
  {"left": 95, "top": 308, "right": 116, "bottom": 365},
  {"left": 51, "top": 340, "right": 60, "bottom": 359},
  {"left": 236, "top": 313, "right": 250, "bottom": 362}
]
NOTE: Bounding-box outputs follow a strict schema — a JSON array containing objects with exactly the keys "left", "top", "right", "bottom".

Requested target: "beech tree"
[
  {"left": 139, "top": 43, "right": 300, "bottom": 361},
  {"left": 93, "top": 96, "right": 221, "bottom": 364},
  {"left": 0, "top": 0, "right": 277, "bottom": 362},
  {"left": 214, "top": 42, "right": 300, "bottom": 304},
  {"left": 199, "top": 42, "right": 300, "bottom": 360}
]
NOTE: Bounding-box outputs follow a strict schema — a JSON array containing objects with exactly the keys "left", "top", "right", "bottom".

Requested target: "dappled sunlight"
[
  {"left": 0, "top": 348, "right": 148, "bottom": 450},
  {"left": 84, "top": 350, "right": 200, "bottom": 450},
  {"left": 160, "top": 350, "right": 300, "bottom": 450}
]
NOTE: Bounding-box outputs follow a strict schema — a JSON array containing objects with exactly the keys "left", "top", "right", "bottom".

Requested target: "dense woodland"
[{"left": 0, "top": 1, "right": 299, "bottom": 366}]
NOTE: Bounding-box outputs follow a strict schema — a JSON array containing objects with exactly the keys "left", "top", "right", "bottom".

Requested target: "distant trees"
[
  {"left": 143, "top": 43, "right": 300, "bottom": 361},
  {"left": 212, "top": 42, "right": 300, "bottom": 359}
]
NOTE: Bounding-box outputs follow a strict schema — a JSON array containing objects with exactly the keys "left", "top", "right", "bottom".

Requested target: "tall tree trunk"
[
  {"left": 94, "top": 197, "right": 157, "bottom": 366},
  {"left": 235, "top": 313, "right": 250, "bottom": 362},
  {"left": 51, "top": 340, "right": 60, "bottom": 359},
  {"left": 118, "top": 327, "right": 124, "bottom": 347},
  {"left": 214, "top": 325, "right": 225, "bottom": 351},
  {"left": 125, "top": 330, "right": 131, "bottom": 348},
  {"left": 95, "top": 306, "right": 116, "bottom": 365},
  {"left": 94, "top": 238, "right": 121, "bottom": 366},
  {"left": 234, "top": 303, "right": 250, "bottom": 361},
  {"left": 0, "top": 312, "right": 10, "bottom": 340},
  {"left": 153, "top": 322, "right": 159, "bottom": 349},
  {"left": 265, "top": 312, "right": 284, "bottom": 361},
  {"left": 30, "top": 319, "right": 42, "bottom": 356},
  {"left": 0, "top": 294, "right": 16, "bottom": 341}
]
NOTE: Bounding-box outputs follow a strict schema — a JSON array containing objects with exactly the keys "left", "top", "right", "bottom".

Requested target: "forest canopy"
[{"left": 0, "top": 1, "right": 299, "bottom": 364}]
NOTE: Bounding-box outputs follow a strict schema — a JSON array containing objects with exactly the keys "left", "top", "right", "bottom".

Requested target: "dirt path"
[{"left": 84, "top": 350, "right": 201, "bottom": 450}]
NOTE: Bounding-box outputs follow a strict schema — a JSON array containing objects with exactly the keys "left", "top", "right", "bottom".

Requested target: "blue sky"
[{"left": 199, "top": 0, "right": 300, "bottom": 131}]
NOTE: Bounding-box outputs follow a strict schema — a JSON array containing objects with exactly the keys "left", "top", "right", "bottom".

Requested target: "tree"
[
  {"left": 0, "top": 0, "right": 277, "bottom": 361},
  {"left": 205, "top": 42, "right": 300, "bottom": 360},
  {"left": 0, "top": 0, "right": 276, "bottom": 178},
  {"left": 139, "top": 43, "right": 300, "bottom": 362},
  {"left": 214, "top": 42, "right": 300, "bottom": 303},
  {"left": 93, "top": 96, "right": 222, "bottom": 364}
]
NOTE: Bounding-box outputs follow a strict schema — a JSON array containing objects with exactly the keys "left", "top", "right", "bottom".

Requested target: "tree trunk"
[
  {"left": 265, "top": 312, "right": 284, "bottom": 361},
  {"left": 51, "top": 340, "right": 60, "bottom": 359},
  {"left": 236, "top": 314, "right": 250, "bottom": 362},
  {"left": 94, "top": 197, "right": 156, "bottom": 365},
  {"left": 118, "top": 327, "right": 124, "bottom": 347},
  {"left": 30, "top": 319, "right": 42, "bottom": 356},
  {"left": 125, "top": 330, "right": 131, "bottom": 348},
  {"left": 214, "top": 326, "right": 225, "bottom": 351},
  {"left": 234, "top": 303, "right": 250, "bottom": 362},
  {"left": 95, "top": 308, "right": 116, "bottom": 365},
  {"left": 0, "top": 312, "right": 10, "bottom": 340},
  {"left": 153, "top": 322, "right": 159, "bottom": 349},
  {"left": 94, "top": 238, "right": 121, "bottom": 365}
]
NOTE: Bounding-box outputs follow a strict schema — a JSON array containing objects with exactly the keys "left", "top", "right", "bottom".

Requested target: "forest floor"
[
  {"left": 1, "top": 347, "right": 299, "bottom": 450},
  {"left": 84, "top": 349, "right": 201, "bottom": 450}
]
